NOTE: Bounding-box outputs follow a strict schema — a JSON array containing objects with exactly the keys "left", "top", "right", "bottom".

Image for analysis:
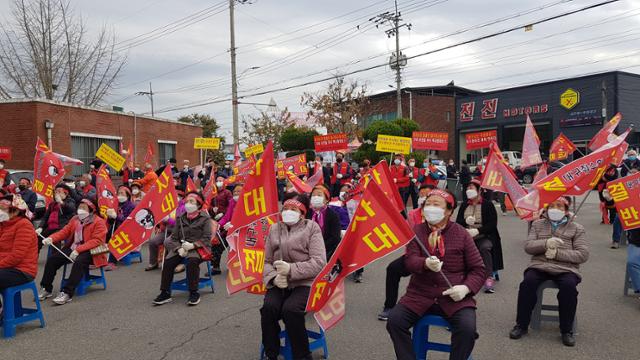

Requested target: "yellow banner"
[
  {"left": 244, "top": 143, "right": 264, "bottom": 157},
  {"left": 95, "top": 143, "right": 126, "bottom": 172},
  {"left": 194, "top": 137, "right": 221, "bottom": 150},
  {"left": 376, "top": 134, "right": 412, "bottom": 154}
]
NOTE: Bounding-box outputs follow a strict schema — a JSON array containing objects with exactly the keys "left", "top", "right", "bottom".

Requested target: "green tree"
[
  {"left": 280, "top": 127, "right": 318, "bottom": 152},
  {"left": 241, "top": 108, "right": 292, "bottom": 151},
  {"left": 363, "top": 120, "right": 403, "bottom": 141},
  {"left": 393, "top": 118, "right": 419, "bottom": 138},
  {"left": 177, "top": 113, "right": 224, "bottom": 164}
]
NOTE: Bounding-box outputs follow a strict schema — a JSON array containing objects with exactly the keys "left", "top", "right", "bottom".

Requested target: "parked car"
[
  {"left": 7, "top": 170, "right": 46, "bottom": 221},
  {"left": 514, "top": 161, "right": 565, "bottom": 184}
]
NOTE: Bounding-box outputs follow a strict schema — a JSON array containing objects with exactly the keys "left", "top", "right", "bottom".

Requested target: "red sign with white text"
[
  {"left": 412, "top": 131, "right": 449, "bottom": 151},
  {"left": 607, "top": 172, "right": 640, "bottom": 230},
  {"left": 465, "top": 130, "right": 497, "bottom": 150},
  {"left": 0, "top": 147, "right": 12, "bottom": 160},
  {"left": 314, "top": 133, "right": 348, "bottom": 153}
]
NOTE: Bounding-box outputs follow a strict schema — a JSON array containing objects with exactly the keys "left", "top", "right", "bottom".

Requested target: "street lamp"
[{"left": 44, "top": 119, "right": 54, "bottom": 150}]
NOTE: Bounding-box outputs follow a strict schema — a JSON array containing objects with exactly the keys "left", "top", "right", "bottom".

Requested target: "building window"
[
  {"left": 71, "top": 135, "right": 120, "bottom": 176},
  {"left": 158, "top": 142, "right": 176, "bottom": 165}
]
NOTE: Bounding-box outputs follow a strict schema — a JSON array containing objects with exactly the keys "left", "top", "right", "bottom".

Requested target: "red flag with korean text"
[
  {"left": 144, "top": 143, "right": 154, "bottom": 164},
  {"left": 607, "top": 172, "right": 640, "bottom": 230},
  {"left": 286, "top": 171, "right": 313, "bottom": 194},
  {"left": 185, "top": 177, "right": 197, "bottom": 193},
  {"left": 108, "top": 166, "right": 178, "bottom": 260},
  {"left": 305, "top": 180, "right": 414, "bottom": 317},
  {"left": 276, "top": 154, "right": 308, "bottom": 178},
  {"left": 313, "top": 280, "right": 346, "bottom": 331},
  {"left": 96, "top": 165, "right": 118, "bottom": 218},
  {"left": 33, "top": 139, "right": 66, "bottom": 205},
  {"left": 549, "top": 133, "right": 576, "bottom": 162},
  {"left": 361, "top": 160, "right": 404, "bottom": 212},
  {"left": 588, "top": 113, "right": 621, "bottom": 151},
  {"left": 517, "top": 129, "right": 630, "bottom": 212},
  {"left": 521, "top": 115, "right": 542, "bottom": 168},
  {"left": 481, "top": 142, "right": 528, "bottom": 203}
]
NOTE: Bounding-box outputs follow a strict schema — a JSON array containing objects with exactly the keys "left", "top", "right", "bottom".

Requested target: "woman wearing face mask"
[
  {"left": 261, "top": 196, "right": 326, "bottom": 360},
  {"left": 509, "top": 197, "right": 588, "bottom": 347},
  {"left": 214, "top": 184, "right": 244, "bottom": 274},
  {"left": 39, "top": 199, "right": 108, "bottom": 305},
  {"left": 209, "top": 176, "right": 232, "bottom": 221},
  {"left": 130, "top": 182, "right": 145, "bottom": 204},
  {"left": 104, "top": 186, "right": 136, "bottom": 271},
  {"left": 306, "top": 185, "right": 341, "bottom": 259},
  {"left": 387, "top": 189, "right": 485, "bottom": 360},
  {"left": 77, "top": 174, "right": 97, "bottom": 201},
  {"left": 154, "top": 192, "right": 212, "bottom": 306},
  {"left": 146, "top": 190, "right": 186, "bottom": 271},
  {"left": 597, "top": 164, "right": 618, "bottom": 226},
  {"left": 455, "top": 180, "right": 503, "bottom": 293},
  {"left": 37, "top": 184, "right": 76, "bottom": 252},
  {"left": 0, "top": 195, "right": 38, "bottom": 312}
]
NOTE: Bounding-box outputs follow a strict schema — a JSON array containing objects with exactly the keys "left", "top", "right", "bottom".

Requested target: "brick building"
[
  {"left": 360, "top": 85, "right": 479, "bottom": 160},
  {"left": 0, "top": 99, "right": 202, "bottom": 175}
]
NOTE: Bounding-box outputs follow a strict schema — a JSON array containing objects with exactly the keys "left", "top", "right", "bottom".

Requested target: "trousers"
[
  {"left": 261, "top": 286, "right": 311, "bottom": 360},
  {"left": 40, "top": 246, "right": 92, "bottom": 296},
  {"left": 0, "top": 268, "right": 34, "bottom": 307},
  {"left": 384, "top": 256, "right": 411, "bottom": 309},
  {"left": 147, "top": 231, "right": 166, "bottom": 265},
  {"left": 474, "top": 237, "right": 493, "bottom": 278},
  {"left": 160, "top": 256, "right": 201, "bottom": 292}
]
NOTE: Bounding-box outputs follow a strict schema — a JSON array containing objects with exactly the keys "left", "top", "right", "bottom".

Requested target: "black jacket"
[
  {"left": 628, "top": 228, "right": 640, "bottom": 247},
  {"left": 306, "top": 206, "right": 342, "bottom": 259},
  {"left": 19, "top": 188, "right": 37, "bottom": 213},
  {"left": 622, "top": 158, "right": 640, "bottom": 177},
  {"left": 459, "top": 165, "right": 471, "bottom": 185},
  {"left": 456, "top": 197, "right": 504, "bottom": 271},
  {"left": 41, "top": 197, "right": 77, "bottom": 234}
]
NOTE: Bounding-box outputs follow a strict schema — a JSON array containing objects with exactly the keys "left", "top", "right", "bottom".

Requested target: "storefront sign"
[
  {"left": 376, "top": 134, "right": 412, "bottom": 154},
  {"left": 560, "top": 109, "right": 602, "bottom": 128},
  {"left": 194, "top": 137, "right": 221, "bottom": 150},
  {"left": 412, "top": 131, "right": 448, "bottom": 151},
  {"left": 560, "top": 88, "right": 580, "bottom": 110},
  {"left": 314, "top": 133, "right": 348, "bottom": 153},
  {"left": 480, "top": 98, "right": 499, "bottom": 120},
  {"left": 0, "top": 146, "right": 11, "bottom": 160},
  {"left": 502, "top": 104, "right": 548, "bottom": 118},
  {"left": 459, "top": 102, "right": 475, "bottom": 122},
  {"left": 465, "top": 130, "right": 497, "bottom": 150}
]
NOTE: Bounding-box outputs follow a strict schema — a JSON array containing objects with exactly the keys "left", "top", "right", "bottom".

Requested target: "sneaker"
[
  {"left": 611, "top": 242, "right": 620, "bottom": 249},
  {"left": 210, "top": 267, "right": 222, "bottom": 275},
  {"left": 145, "top": 264, "right": 159, "bottom": 271},
  {"left": 561, "top": 332, "right": 576, "bottom": 347},
  {"left": 484, "top": 277, "right": 496, "bottom": 294},
  {"left": 174, "top": 264, "right": 185, "bottom": 273},
  {"left": 502, "top": 211, "right": 507, "bottom": 216},
  {"left": 52, "top": 292, "right": 72, "bottom": 305},
  {"left": 104, "top": 263, "right": 117, "bottom": 271},
  {"left": 353, "top": 273, "right": 363, "bottom": 283},
  {"left": 377, "top": 307, "right": 392, "bottom": 321},
  {"left": 38, "top": 288, "right": 53, "bottom": 301},
  {"left": 153, "top": 291, "right": 172, "bottom": 305},
  {"left": 187, "top": 291, "right": 201, "bottom": 306},
  {"left": 509, "top": 325, "right": 528, "bottom": 339}
]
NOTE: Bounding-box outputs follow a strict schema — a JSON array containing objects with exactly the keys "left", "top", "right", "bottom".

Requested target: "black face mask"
[
  {"left": 18, "top": 185, "right": 27, "bottom": 191},
  {"left": 336, "top": 158, "right": 343, "bottom": 163}
]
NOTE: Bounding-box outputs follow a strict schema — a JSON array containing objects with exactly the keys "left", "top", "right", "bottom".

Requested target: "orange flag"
[
  {"left": 33, "top": 138, "right": 65, "bottom": 205},
  {"left": 521, "top": 115, "right": 542, "bottom": 168},
  {"left": 588, "top": 113, "right": 621, "bottom": 151},
  {"left": 548, "top": 133, "right": 576, "bottom": 161},
  {"left": 185, "top": 177, "right": 197, "bottom": 193}
]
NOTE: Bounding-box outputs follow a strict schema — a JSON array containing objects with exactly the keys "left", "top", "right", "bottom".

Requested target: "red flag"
[
  {"left": 201, "top": 169, "right": 218, "bottom": 211},
  {"left": 587, "top": 113, "right": 621, "bottom": 151},
  {"left": 286, "top": 171, "right": 312, "bottom": 194},
  {"left": 517, "top": 129, "right": 630, "bottom": 211},
  {"left": 313, "top": 280, "right": 346, "bottom": 331},
  {"left": 276, "top": 154, "right": 308, "bottom": 178},
  {"left": 144, "top": 143, "right": 154, "bottom": 164},
  {"left": 108, "top": 166, "right": 178, "bottom": 260},
  {"left": 233, "top": 144, "right": 242, "bottom": 166},
  {"left": 33, "top": 139, "right": 65, "bottom": 205},
  {"left": 607, "top": 172, "right": 640, "bottom": 230},
  {"left": 185, "top": 177, "right": 197, "bottom": 193},
  {"left": 532, "top": 162, "right": 548, "bottom": 185},
  {"left": 548, "top": 133, "right": 576, "bottom": 162},
  {"left": 481, "top": 142, "right": 528, "bottom": 203},
  {"left": 96, "top": 165, "right": 118, "bottom": 219},
  {"left": 306, "top": 180, "right": 414, "bottom": 316},
  {"left": 126, "top": 142, "right": 134, "bottom": 169},
  {"left": 306, "top": 167, "right": 324, "bottom": 188},
  {"left": 521, "top": 115, "right": 542, "bottom": 168},
  {"left": 362, "top": 160, "right": 404, "bottom": 213}
]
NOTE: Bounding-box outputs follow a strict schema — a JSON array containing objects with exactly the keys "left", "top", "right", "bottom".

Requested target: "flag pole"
[
  {"left": 37, "top": 233, "right": 75, "bottom": 263},
  {"left": 411, "top": 237, "right": 453, "bottom": 289}
]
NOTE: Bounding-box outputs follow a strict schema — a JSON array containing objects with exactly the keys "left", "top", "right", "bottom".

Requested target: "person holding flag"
[
  {"left": 104, "top": 186, "right": 136, "bottom": 271},
  {"left": 261, "top": 197, "right": 326, "bottom": 360},
  {"left": 509, "top": 197, "right": 589, "bottom": 347},
  {"left": 213, "top": 184, "right": 243, "bottom": 274},
  {"left": 36, "top": 184, "right": 76, "bottom": 252},
  {"left": 387, "top": 189, "right": 485, "bottom": 360}
]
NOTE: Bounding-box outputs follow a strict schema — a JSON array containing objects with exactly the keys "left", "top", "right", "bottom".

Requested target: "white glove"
[
  {"left": 181, "top": 241, "right": 195, "bottom": 251},
  {"left": 274, "top": 274, "right": 288, "bottom": 289},
  {"left": 408, "top": 172, "right": 414, "bottom": 178},
  {"left": 465, "top": 216, "right": 476, "bottom": 226},
  {"left": 393, "top": 178, "right": 397, "bottom": 183},
  {"left": 411, "top": 178, "right": 417, "bottom": 183},
  {"left": 274, "top": 260, "right": 291, "bottom": 276},
  {"left": 177, "top": 248, "right": 188, "bottom": 257},
  {"left": 106, "top": 208, "right": 117, "bottom": 219},
  {"left": 424, "top": 256, "right": 443, "bottom": 272},
  {"left": 545, "top": 248, "right": 557, "bottom": 259},
  {"left": 224, "top": 222, "right": 233, "bottom": 231},
  {"left": 467, "top": 228, "right": 479, "bottom": 238},
  {"left": 337, "top": 173, "right": 343, "bottom": 179},
  {"left": 201, "top": 169, "right": 206, "bottom": 175},
  {"left": 302, "top": 176, "right": 307, "bottom": 181},
  {"left": 212, "top": 207, "right": 218, "bottom": 213},
  {"left": 602, "top": 189, "right": 612, "bottom": 201},
  {"left": 35, "top": 228, "right": 42, "bottom": 235},
  {"left": 42, "top": 237, "right": 53, "bottom": 246},
  {"left": 214, "top": 213, "right": 223, "bottom": 221},
  {"left": 546, "top": 237, "right": 564, "bottom": 249},
  {"left": 442, "top": 285, "right": 471, "bottom": 302},
  {"left": 70, "top": 250, "right": 79, "bottom": 261}
]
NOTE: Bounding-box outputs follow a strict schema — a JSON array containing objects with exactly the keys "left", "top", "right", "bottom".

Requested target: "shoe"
[
  {"left": 52, "top": 292, "right": 72, "bottom": 305},
  {"left": 353, "top": 273, "right": 363, "bottom": 283},
  {"left": 104, "top": 263, "right": 117, "bottom": 271},
  {"left": 377, "top": 307, "right": 391, "bottom": 321},
  {"left": 509, "top": 325, "right": 528, "bottom": 339},
  {"left": 187, "top": 291, "right": 201, "bottom": 306},
  {"left": 174, "top": 264, "right": 185, "bottom": 273},
  {"left": 38, "top": 288, "right": 52, "bottom": 301},
  {"left": 145, "top": 264, "right": 159, "bottom": 271},
  {"left": 502, "top": 211, "right": 507, "bottom": 216},
  {"left": 611, "top": 242, "right": 620, "bottom": 249},
  {"left": 153, "top": 291, "right": 172, "bottom": 305},
  {"left": 210, "top": 268, "right": 222, "bottom": 275},
  {"left": 561, "top": 332, "right": 576, "bottom": 347},
  {"left": 484, "top": 277, "right": 496, "bottom": 293}
]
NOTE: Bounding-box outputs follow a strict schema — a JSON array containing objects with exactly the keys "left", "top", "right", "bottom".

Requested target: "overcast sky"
[{"left": 2, "top": 0, "right": 639, "bottom": 140}]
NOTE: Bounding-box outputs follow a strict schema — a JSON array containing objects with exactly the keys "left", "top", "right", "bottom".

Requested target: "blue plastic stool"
[
  {"left": 260, "top": 327, "right": 328, "bottom": 360},
  {"left": 412, "top": 315, "right": 473, "bottom": 360},
  {"left": 170, "top": 260, "right": 215, "bottom": 293},
  {"left": 120, "top": 251, "right": 143, "bottom": 266},
  {"left": 60, "top": 264, "right": 107, "bottom": 296},
  {"left": 0, "top": 281, "right": 46, "bottom": 338}
]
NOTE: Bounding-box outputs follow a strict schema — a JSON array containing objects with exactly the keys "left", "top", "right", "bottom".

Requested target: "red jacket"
[
  {"left": 0, "top": 216, "right": 38, "bottom": 278},
  {"left": 400, "top": 221, "right": 485, "bottom": 317},
  {"left": 420, "top": 166, "right": 439, "bottom": 187},
  {"left": 390, "top": 164, "right": 409, "bottom": 189},
  {"left": 331, "top": 162, "right": 352, "bottom": 185},
  {"left": 50, "top": 215, "right": 108, "bottom": 266}
]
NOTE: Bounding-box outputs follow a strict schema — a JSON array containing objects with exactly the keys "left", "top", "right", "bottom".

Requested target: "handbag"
[{"left": 90, "top": 244, "right": 110, "bottom": 255}]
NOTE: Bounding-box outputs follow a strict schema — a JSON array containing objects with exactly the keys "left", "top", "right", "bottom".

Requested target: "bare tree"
[
  {"left": 301, "top": 76, "right": 369, "bottom": 140},
  {"left": 241, "top": 108, "right": 293, "bottom": 151},
  {"left": 0, "top": 0, "right": 125, "bottom": 106}
]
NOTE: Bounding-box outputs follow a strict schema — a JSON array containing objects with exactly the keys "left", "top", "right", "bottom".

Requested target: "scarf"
[
  {"left": 550, "top": 217, "right": 568, "bottom": 232},
  {"left": 427, "top": 223, "right": 446, "bottom": 259},
  {"left": 70, "top": 214, "right": 94, "bottom": 250},
  {"left": 312, "top": 206, "right": 327, "bottom": 232}
]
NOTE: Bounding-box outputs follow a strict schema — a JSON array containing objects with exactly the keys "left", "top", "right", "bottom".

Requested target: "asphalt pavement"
[{"left": 1, "top": 191, "right": 638, "bottom": 360}]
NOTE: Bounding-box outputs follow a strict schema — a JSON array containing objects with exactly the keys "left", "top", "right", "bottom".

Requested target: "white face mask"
[
  {"left": 132, "top": 188, "right": 140, "bottom": 195},
  {"left": 466, "top": 189, "right": 478, "bottom": 200},
  {"left": 233, "top": 195, "right": 239, "bottom": 202},
  {"left": 117, "top": 195, "right": 128, "bottom": 203},
  {"left": 281, "top": 210, "right": 300, "bottom": 225},
  {"left": 54, "top": 194, "right": 63, "bottom": 203},
  {"left": 0, "top": 163, "right": 4, "bottom": 170},
  {"left": 339, "top": 191, "right": 346, "bottom": 201},
  {"left": 408, "top": 162, "right": 415, "bottom": 167},
  {"left": 65, "top": 182, "right": 76, "bottom": 190},
  {"left": 184, "top": 203, "right": 198, "bottom": 214},
  {"left": 134, "top": 168, "right": 140, "bottom": 172},
  {"left": 310, "top": 195, "right": 325, "bottom": 209},
  {"left": 77, "top": 209, "right": 89, "bottom": 220},
  {"left": 78, "top": 181, "right": 86, "bottom": 187},
  {"left": 547, "top": 208, "right": 566, "bottom": 222},
  {"left": 423, "top": 206, "right": 445, "bottom": 225},
  {"left": 394, "top": 159, "right": 401, "bottom": 165},
  {"left": 216, "top": 181, "right": 224, "bottom": 188},
  {"left": 0, "top": 210, "right": 9, "bottom": 222},
  {"left": 417, "top": 197, "right": 426, "bottom": 207}
]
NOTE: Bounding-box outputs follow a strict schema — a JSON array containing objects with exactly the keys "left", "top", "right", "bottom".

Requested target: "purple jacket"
[
  {"left": 400, "top": 220, "right": 485, "bottom": 317},
  {"left": 219, "top": 198, "right": 236, "bottom": 226}
]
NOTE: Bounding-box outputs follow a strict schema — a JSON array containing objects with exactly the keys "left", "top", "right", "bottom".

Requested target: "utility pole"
[
  {"left": 229, "top": 0, "right": 251, "bottom": 145},
  {"left": 370, "top": 0, "right": 410, "bottom": 118},
  {"left": 135, "top": 82, "right": 154, "bottom": 117}
]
